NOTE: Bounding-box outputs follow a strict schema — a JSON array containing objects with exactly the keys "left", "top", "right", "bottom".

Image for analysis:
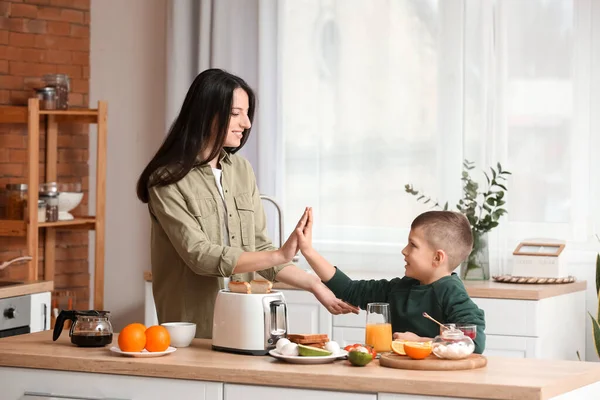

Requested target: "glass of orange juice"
[{"left": 365, "top": 303, "right": 392, "bottom": 353}]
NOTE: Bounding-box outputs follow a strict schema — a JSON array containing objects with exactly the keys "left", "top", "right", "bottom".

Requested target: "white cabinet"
[
  {"left": 225, "top": 383, "right": 375, "bottom": 400},
  {"left": 1, "top": 366, "right": 223, "bottom": 400},
  {"left": 29, "top": 292, "right": 50, "bottom": 333},
  {"left": 471, "top": 291, "right": 585, "bottom": 360},
  {"left": 279, "top": 289, "right": 332, "bottom": 337}
]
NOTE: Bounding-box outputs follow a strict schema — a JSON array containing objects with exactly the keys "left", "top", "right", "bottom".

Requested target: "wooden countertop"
[
  {"left": 0, "top": 280, "right": 53, "bottom": 299},
  {"left": 1, "top": 332, "right": 599, "bottom": 400},
  {"left": 143, "top": 270, "right": 586, "bottom": 300}
]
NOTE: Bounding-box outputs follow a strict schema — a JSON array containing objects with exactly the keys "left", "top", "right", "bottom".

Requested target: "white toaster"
[{"left": 211, "top": 289, "right": 288, "bottom": 355}]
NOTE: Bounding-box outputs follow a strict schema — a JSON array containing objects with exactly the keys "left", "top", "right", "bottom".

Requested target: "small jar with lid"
[
  {"left": 432, "top": 328, "right": 475, "bottom": 360},
  {"left": 40, "top": 191, "right": 59, "bottom": 222},
  {"left": 6, "top": 183, "right": 28, "bottom": 220},
  {"left": 37, "top": 199, "right": 47, "bottom": 223}
]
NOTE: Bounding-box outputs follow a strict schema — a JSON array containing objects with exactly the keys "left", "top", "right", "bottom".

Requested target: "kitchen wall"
[
  {"left": 0, "top": 0, "right": 91, "bottom": 309},
  {"left": 89, "top": 0, "right": 166, "bottom": 330}
]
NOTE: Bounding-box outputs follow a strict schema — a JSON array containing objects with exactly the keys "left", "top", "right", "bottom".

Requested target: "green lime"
[
  {"left": 348, "top": 350, "right": 373, "bottom": 366},
  {"left": 297, "top": 344, "right": 333, "bottom": 357}
]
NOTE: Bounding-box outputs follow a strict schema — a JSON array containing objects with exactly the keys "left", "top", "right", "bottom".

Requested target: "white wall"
[{"left": 90, "top": 0, "right": 167, "bottom": 330}]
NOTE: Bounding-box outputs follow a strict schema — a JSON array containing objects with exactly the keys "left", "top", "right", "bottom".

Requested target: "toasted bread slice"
[
  {"left": 228, "top": 281, "right": 251, "bottom": 294},
  {"left": 302, "top": 342, "right": 328, "bottom": 349},
  {"left": 250, "top": 279, "right": 273, "bottom": 294},
  {"left": 288, "top": 334, "right": 329, "bottom": 344}
]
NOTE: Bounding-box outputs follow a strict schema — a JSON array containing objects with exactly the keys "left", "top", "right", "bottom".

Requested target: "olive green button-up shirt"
[{"left": 147, "top": 152, "right": 290, "bottom": 338}]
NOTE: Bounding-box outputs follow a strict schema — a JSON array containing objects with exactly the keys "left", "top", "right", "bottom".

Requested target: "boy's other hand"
[
  {"left": 393, "top": 331, "right": 426, "bottom": 342},
  {"left": 312, "top": 282, "right": 360, "bottom": 315},
  {"left": 296, "top": 207, "right": 314, "bottom": 254}
]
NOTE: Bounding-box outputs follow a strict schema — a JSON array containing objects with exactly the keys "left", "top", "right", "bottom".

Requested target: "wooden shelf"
[
  {"left": 39, "top": 217, "right": 96, "bottom": 228},
  {"left": 0, "top": 217, "right": 97, "bottom": 236},
  {"left": 0, "top": 106, "right": 100, "bottom": 124},
  {"left": 0, "top": 98, "right": 107, "bottom": 309}
]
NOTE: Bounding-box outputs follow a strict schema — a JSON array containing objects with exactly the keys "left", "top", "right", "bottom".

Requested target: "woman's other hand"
[{"left": 311, "top": 282, "right": 360, "bottom": 315}]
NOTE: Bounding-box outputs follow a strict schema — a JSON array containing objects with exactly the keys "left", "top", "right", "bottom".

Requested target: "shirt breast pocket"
[
  {"left": 187, "top": 197, "right": 219, "bottom": 241},
  {"left": 234, "top": 193, "right": 255, "bottom": 247}
]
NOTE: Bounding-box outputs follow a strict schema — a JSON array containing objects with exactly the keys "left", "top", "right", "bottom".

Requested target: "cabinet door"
[
  {"left": 1, "top": 367, "right": 223, "bottom": 400},
  {"left": 279, "top": 290, "right": 332, "bottom": 336},
  {"left": 332, "top": 327, "right": 366, "bottom": 347},
  {"left": 484, "top": 335, "right": 538, "bottom": 358},
  {"left": 225, "top": 384, "right": 375, "bottom": 400},
  {"left": 29, "top": 292, "right": 51, "bottom": 333}
]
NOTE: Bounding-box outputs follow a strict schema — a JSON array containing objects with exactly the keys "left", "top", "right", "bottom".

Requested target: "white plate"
[
  {"left": 268, "top": 349, "right": 348, "bottom": 364},
  {"left": 109, "top": 346, "right": 177, "bottom": 358}
]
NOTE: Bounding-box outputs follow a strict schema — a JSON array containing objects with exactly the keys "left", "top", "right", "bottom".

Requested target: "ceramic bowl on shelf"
[{"left": 57, "top": 182, "right": 83, "bottom": 220}]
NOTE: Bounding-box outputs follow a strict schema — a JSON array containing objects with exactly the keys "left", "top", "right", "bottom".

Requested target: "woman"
[{"left": 137, "top": 68, "right": 357, "bottom": 338}]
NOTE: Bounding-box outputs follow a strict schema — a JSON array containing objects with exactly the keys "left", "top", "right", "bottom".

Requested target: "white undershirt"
[{"left": 212, "top": 168, "right": 231, "bottom": 287}]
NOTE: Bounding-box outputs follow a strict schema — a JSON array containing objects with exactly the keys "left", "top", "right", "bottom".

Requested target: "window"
[{"left": 274, "top": 0, "right": 598, "bottom": 273}]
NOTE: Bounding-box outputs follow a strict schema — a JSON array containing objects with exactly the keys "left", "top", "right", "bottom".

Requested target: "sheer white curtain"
[{"left": 268, "top": 0, "right": 599, "bottom": 277}]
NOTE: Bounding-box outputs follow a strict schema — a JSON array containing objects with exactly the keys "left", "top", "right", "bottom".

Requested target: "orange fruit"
[
  {"left": 145, "top": 325, "right": 170, "bottom": 352},
  {"left": 118, "top": 323, "right": 147, "bottom": 352},
  {"left": 403, "top": 341, "right": 433, "bottom": 360},
  {"left": 391, "top": 340, "right": 407, "bottom": 356}
]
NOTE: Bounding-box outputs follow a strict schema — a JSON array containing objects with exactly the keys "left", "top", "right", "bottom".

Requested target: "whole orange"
[
  {"left": 145, "top": 325, "right": 170, "bottom": 352},
  {"left": 118, "top": 323, "right": 147, "bottom": 352}
]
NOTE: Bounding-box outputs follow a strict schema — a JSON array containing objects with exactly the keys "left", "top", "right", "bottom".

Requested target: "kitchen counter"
[
  {"left": 1, "top": 331, "right": 599, "bottom": 400},
  {"left": 0, "top": 280, "right": 53, "bottom": 299},
  {"left": 144, "top": 270, "right": 586, "bottom": 300}
]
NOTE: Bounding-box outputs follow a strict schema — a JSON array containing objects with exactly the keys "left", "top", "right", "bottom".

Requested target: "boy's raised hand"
[
  {"left": 280, "top": 208, "right": 309, "bottom": 262},
  {"left": 296, "top": 207, "right": 313, "bottom": 254}
]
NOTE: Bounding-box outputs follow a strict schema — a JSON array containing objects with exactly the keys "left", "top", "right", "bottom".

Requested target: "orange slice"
[
  {"left": 391, "top": 340, "right": 407, "bottom": 356},
  {"left": 403, "top": 341, "right": 433, "bottom": 360}
]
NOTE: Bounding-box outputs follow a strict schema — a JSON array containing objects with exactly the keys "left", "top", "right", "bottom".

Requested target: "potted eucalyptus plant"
[{"left": 405, "top": 160, "right": 511, "bottom": 280}]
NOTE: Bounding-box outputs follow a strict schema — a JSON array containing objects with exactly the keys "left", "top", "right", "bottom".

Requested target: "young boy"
[{"left": 296, "top": 208, "right": 486, "bottom": 354}]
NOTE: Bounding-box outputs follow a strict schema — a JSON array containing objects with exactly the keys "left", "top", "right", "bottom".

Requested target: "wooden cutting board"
[{"left": 379, "top": 353, "right": 487, "bottom": 371}]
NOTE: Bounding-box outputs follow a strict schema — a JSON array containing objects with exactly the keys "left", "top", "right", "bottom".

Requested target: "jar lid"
[
  {"left": 6, "top": 183, "right": 28, "bottom": 191},
  {"left": 36, "top": 86, "right": 57, "bottom": 94},
  {"left": 41, "top": 191, "right": 58, "bottom": 198}
]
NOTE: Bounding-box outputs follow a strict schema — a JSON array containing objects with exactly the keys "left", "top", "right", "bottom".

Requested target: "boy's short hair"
[{"left": 411, "top": 211, "right": 474, "bottom": 269}]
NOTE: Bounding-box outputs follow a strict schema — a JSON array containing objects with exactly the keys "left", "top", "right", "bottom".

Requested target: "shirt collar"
[{"left": 194, "top": 149, "right": 232, "bottom": 168}]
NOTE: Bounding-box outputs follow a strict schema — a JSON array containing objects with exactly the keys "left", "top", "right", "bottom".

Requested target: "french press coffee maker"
[{"left": 52, "top": 310, "right": 113, "bottom": 347}]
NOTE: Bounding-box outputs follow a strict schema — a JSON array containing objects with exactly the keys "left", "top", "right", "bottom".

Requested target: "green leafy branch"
[{"left": 405, "top": 159, "right": 511, "bottom": 235}]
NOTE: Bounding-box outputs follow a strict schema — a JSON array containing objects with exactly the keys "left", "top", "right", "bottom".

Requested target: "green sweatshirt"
[{"left": 325, "top": 268, "right": 486, "bottom": 354}]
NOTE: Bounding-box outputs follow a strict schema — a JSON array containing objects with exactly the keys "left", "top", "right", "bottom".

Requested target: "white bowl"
[
  {"left": 161, "top": 322, "right": 197, "bottom": 348},
  {"left": 58, "top": 192, "right": 83, "bottom": 220}
]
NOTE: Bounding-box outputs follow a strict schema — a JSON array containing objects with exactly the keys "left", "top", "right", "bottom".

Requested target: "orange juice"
[{"left": 365, "top": 323, "right": 392, "bottom": 352}]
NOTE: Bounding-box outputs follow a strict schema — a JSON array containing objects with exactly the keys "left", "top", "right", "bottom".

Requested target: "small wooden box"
[{"left": 511, "top": 241, "right": 567, "bottom": 278}]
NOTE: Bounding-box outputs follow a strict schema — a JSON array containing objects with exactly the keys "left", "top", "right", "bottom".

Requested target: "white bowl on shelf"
[
  {"left": 58, "top": 192, "right": 83, "bottom": 220},
  {"left": 57, "top": 183, "right": 83, "bottom": 221}
]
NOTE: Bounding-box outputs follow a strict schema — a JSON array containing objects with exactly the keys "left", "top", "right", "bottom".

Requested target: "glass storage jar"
[
  {"left": 37, "top": 199, "right": 47, "bottom": 223},
  {"left": 42, "top": 74, "right": 70, "bottom": 109},
  {"left": 6, "top": 183, "right": 27, "bottom": 220},
  {"left": 35, "top": 86, "right": 58, "bottom": 110},
  {"left": 432, "top": 328, "right": 475, "bottom": 360},
  {"left": 40, "top": 191, "right": 59, "bottom": 222}
]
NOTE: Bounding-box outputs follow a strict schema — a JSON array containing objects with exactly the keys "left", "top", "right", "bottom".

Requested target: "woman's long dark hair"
[{"left": 137, "top": 69, "right": 255, "bottom": 203}]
